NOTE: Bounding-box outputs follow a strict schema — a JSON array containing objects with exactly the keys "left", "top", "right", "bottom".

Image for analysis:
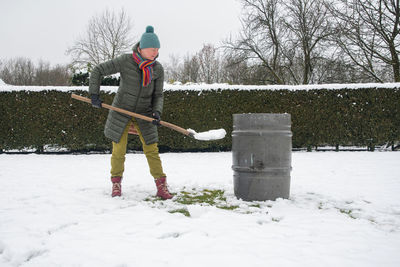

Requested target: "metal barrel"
[{"left": 232, "top": 113, "right": 292, "bottom": 201}]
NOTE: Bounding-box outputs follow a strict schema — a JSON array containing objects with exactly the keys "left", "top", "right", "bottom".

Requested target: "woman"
[{"left": 89, "top": 25, "right": 172, "bottom": 199}]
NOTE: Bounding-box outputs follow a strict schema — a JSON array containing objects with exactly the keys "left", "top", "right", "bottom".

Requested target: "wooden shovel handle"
[{"left": 71, "top": 93, "right": 191, "bottom": 137}]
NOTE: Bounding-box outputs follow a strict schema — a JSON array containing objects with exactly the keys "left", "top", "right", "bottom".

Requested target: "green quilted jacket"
[{"left": 88, "top": 43, "right": 164, "bottom": 145}]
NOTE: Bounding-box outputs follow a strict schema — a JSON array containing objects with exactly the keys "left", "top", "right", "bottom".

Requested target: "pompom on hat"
[{"left": 139, "top": 26, "right": 160, "bottom": 49}]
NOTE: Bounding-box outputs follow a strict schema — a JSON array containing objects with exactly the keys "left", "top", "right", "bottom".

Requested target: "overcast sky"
[{"left": 0, "top": 0, "right": 243, "bottom": 66}]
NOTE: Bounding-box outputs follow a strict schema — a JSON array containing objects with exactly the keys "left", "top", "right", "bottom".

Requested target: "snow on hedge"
[{"left": 1, "top": 82, "right": 400, "bottom": 93}]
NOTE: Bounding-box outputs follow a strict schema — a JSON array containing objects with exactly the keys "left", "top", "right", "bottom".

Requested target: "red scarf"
[{"left": 132, "top": 52, "right": 156, "bottom": 87}]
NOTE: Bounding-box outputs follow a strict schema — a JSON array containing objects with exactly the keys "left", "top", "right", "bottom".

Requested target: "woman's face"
[{"left": 139, "top": 47, "right": 159, "bottom": 60}]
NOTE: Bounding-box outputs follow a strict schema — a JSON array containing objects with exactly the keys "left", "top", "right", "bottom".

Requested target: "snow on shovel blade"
[{"left": 187, "top": 128, "right": 227, "bottom": 141}]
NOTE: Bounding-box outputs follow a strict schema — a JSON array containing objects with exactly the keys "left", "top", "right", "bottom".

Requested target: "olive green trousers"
[{"left": 110, "top": 118, "right": 166, "bottom": 179}]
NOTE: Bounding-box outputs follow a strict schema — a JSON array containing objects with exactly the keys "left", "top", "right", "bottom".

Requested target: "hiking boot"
[
  {"left": 111, "top": 176, "right": 122, "bottom": 197},
  {"left": 155, "top": 177, "right": 173, "bottom": 200}
]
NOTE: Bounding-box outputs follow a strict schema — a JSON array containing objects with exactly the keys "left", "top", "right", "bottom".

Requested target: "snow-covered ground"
[{"left": 0, "top": 151, "right": 399, "bottom": 267}]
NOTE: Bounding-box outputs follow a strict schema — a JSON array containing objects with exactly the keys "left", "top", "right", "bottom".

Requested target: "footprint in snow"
[{"left": 158, "top": 232, "right": 182, "bottom": 239}]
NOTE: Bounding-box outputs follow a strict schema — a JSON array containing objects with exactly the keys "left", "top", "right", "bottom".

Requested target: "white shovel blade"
[{"left": 187, "top": 128, "right": 226, "bottom": 141}]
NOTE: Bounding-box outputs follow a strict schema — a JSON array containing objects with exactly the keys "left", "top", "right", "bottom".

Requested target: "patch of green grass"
[
  {"left": 175, "top": 189, "right": 241, "bottom": 211},
  {"left": 169, "top": 208, "right": 191, "bottom": 217},
  {"left": 175, "top": 189, "right": 226, "bottom": 206},
  {"left": 144, "top": 188, "right": 265, "bottom": 214},
  {"left": 338, "top": 208, "right": 357, "bottom": 219},
  {"left": 339, "top": 208, "right": 351, "bottom": 214},
  {"left": 144, "top": 197, "right": 156, "bottom": 202},
  {"left": 217, "top": 205, "right": 239, "bottom": 210}
]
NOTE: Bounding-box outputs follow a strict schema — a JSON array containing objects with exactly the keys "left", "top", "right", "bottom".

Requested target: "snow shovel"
[{"left": 71, "top": 94, "right": 226, "bottom": 141}]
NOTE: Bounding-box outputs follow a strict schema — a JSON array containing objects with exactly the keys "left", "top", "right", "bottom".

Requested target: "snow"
[
  {"left": 0, "top": 79, "right": 6, "bottom": 86},
  {"left": 187, "top": 128, "right": 227, "bottom": 141},
  {"left": 0, "top": 151, "right": 399, "bottom": 266},
  {"left": 1, "top": 82, "right": 400, "bottom": 92}
]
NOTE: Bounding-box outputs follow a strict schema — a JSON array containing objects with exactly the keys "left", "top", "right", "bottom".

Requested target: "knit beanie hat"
[{"left": 140, "top": 26, "right": 160, "bottom": 49}]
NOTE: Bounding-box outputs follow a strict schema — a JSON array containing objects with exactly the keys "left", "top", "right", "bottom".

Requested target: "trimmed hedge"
[{"left": 0, "top": 87, "right": 399, "bottom": 152}]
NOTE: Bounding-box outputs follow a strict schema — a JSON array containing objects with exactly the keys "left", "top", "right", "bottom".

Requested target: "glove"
[
  {"left": 91, "top": 94, "right": 102, "bottom": 108},
  {"left": 152, "top": 111, "right": 161, "bottom": 126}
]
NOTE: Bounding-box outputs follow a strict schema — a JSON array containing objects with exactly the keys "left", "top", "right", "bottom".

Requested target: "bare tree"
[
  {"left": 221, "top": 52, "right": 250, "bottom": 84},
  {"left": 329, "top": 0, "right": 400, "bottom": 82},
  {"left": 164, "top": 45, "right": 224, "bottom": 84},
  {"left": 164, "top": 54, "right": 183, "bottom": 83},
  {"left": 181, "top": 54, "right": 200, "bottom": 83},
  {"left": 35, "top": 60, "right": 51, "bottom": 85},
  {"left": 0, "top": 57, "right": 34, "bottom": 85},
  {"left": 197, "top": 44, "right": 222, "bottom": 83},
  {"left": 283, "top": 0, "right": 336, "bottom": 84},
  {"left": 225, "top": 0, "right": 287, "bottom": 84},
  {"left": 0, "top": 57, "right": 71, "bottom": 86},
  {"left": 224, "top": 0, "right": 340, "bottom": 85},
  {"left": 67, "top": 9, "right": 135, "bottom": 69},
  {"left": 35, "top": 60, "right": 71, "bottom": 86}
]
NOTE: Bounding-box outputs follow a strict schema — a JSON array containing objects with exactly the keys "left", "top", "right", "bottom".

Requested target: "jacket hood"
[{"left": 132, "top": 42, "right": 140, "bottom": 52}]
